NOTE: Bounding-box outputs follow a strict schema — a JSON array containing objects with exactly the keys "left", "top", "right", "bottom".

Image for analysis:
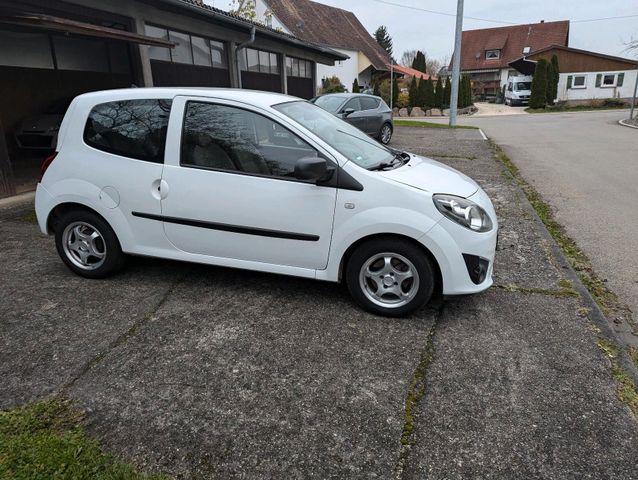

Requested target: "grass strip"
[
  {"left": 0, "top": 399, "right": 168, "bottom": 479},
  {"left": 393, "top": 119, "right": 478, "bottom": 130}
]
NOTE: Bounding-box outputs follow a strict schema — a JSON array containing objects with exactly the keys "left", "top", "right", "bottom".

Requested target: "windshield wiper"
[{"left": 369, "top": 151, "right": 409, "bottom": 171}]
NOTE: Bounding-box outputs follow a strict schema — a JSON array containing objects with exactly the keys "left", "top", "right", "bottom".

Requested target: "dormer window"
[
  {"left": 485, "top": 49, "right": 500, "bottom": 60},
  {"left": 522, "top": 46, "right": 531, "bottom": 54}
]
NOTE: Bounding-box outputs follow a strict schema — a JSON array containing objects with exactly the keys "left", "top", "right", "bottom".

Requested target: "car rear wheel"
[
  {"left": 378, "top": 123, "right": 393, "bottom": 145},
  {"left": 54, "top": 209, "right": 125, "bottom": 278},
  {"left": 346, "top": 238, "right": 434, "bottom": 317}
]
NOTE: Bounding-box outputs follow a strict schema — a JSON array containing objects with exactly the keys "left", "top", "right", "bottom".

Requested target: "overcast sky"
[{"left": 239, "top": 0, "right": 638, "bottom": 63}]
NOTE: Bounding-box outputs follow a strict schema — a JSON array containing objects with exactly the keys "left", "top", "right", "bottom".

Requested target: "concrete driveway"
[
  {"left": 1, "top": 126, "right": 637, "bottom": 479},
  {"left": 450, "top": 110, "right": 638, "bottom": 336}
]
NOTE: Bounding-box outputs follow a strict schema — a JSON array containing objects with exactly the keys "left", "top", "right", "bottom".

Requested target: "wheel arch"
[
  {"left": 338, "top": 233, "right": 442, "bottom": 294},
  {"left": 46, "top": 202, "right": 110, "bottom": 235}
]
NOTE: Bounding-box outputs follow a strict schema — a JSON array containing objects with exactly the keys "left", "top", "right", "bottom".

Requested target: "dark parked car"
[
  {"left": 310, "top": 93, "right": 393, "bottom": 144},
  {"left": 14, "top": 98, "right": 71, "bottom": 150}
]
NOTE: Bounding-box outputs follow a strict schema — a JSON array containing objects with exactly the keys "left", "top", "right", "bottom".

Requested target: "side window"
[
  {"left": 507, "top": 82, "right": 512, "bottom": 91},
  {"left": 360, "top": 97, "right": 380, "bottom": 110},
  {"left": 84, "top": 99, "right": 171, "bottom": 163},
  {"left": 342, "top": 98, "right": 361, "bottom": 112},
  {"left": 181, "top": 102, "right": 318, "bottom": 179}
]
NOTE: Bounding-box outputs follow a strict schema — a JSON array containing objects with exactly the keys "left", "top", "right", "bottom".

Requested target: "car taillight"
[{"left": 39, "top": 152, "right": 57, "bottom": 182}]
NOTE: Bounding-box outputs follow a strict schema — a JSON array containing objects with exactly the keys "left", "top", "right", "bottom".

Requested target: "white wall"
[
  {"left": 557, "top": 69, "right": 638, "bottom": 102},
  {"left": 253, "top": 0, "right": 290, "bottom": 33},
  {"left": 316, "top": 48, "right": 359, "bottom": 91}
]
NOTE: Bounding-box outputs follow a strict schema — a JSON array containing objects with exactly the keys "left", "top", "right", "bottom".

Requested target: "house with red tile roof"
[
  {"left": 251, "top": 0, "right": 392, "bottom": 92},
  {"left": 458, "top": 20, "right": 570, "bottom": 98}
]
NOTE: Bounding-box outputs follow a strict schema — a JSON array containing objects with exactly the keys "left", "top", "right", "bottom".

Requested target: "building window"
[
  {"left": 285, "top": 57, "right": 312, "bottom": 78},
  {"left": 572, "top": 75, "right": 586, "bottom": 88},
  {"left": 145, "top": 24, "right": 228, "bottom": 69},
  {"left": 0, "top": 30, "right": 54, "bottom": 69},
  {"left": 240, "top": 48, "right": 280, "bottom": 74},
  {"left": 522, "top": 46, "right": 531, "bottom": 54},
  {"left": 485, "top": 49, "right": 500, "bottom": 60},
  {"left": 602, "top": 74, "right": 616, "bottom": 87}
]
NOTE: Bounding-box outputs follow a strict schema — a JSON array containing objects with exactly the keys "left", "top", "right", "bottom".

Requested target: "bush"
[
  {"left": 396, "top": 91, "right": 410, "bottom": 108},
  {"left": 392, "top": 77, "right": 399, "bottom": 107},
  {"left": 320, "top": 76, "right": 346, "bottom": 94},
  {"left": 352, "top": 78, "right": 360, "bottom": 93}
]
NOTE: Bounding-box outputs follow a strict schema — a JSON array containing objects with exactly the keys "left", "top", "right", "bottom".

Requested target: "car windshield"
[
  {"left": 274, "top": 100, "right": 394, "bottom": 169},
  {"left": 515, "top": 82, "right": 531, "bottom": 91},
  {"left": 311, "top": 95, "right": 347, "bottom": 113}
]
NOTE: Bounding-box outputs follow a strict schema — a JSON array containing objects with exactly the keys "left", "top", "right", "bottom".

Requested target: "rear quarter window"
[
  {"left": 360, "top": 97, "right": 380, "bottom": 110},
  {"left": 83, "top": 99, "right": 172, "bottom": 163}
]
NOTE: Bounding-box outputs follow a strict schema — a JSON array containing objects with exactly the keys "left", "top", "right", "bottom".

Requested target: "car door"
[
  {"left": 158, "top": 96, "right": 338, "bottom": 271},
  {"left": 339, "top": 97, "right": 367, "bottom": 133},
  {"left": 359, "top": 97, "right": 382, "bottom": 135}
]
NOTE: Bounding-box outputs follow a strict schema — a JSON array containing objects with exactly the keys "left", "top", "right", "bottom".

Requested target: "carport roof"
[{"left": 153, "top": 0, "right": 349, "bottom": 63}]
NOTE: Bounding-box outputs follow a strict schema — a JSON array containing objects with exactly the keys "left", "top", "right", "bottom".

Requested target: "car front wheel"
[
  {"left": 346, "top": 238, "right": 435, "bottom": 316},
  {"left": 378, "top": 123, "right": 393, "bottom": 144},
  {"left": 54, "top": 209, "right": 125, "bottom": 278}
]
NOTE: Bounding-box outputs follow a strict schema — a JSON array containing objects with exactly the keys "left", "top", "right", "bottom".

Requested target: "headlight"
[{"left": 433, "top": 194, "right": 493, "bottom": 232}]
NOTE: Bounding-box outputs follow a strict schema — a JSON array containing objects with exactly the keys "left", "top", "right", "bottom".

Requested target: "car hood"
[
  {"left": 18, "top": 115, "right": 64, "bottom": 132},
  {"left": 378, "top": 154, "right": 479, "bottom": 197}
]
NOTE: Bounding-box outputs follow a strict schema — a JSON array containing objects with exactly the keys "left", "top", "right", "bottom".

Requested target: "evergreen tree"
[
  {"left": 443, "top": 78, "right": 451, "bottom": 108},
  {"left": 374, "top": 26, "right": 393, "bottom": 58},
  {"left": 352, "top": 78, "right": 360, "bottom": 93},
  {"left": 546, "top": 62, "right": 555, "bottom": 105},
  {"left": 373, "top": 81, "right": 381, "bottom": 97},
  {"left": 457, "top": 77, "right": 465, "bottom": 108},
  {"left": 408, "top": 76, "right": 418, "bottom": 108},
  {"left": 424, "top": 78, "right": 435, "bottom": 107},
  {"left": 320, "top": 76, "right": 346, "bottom": 94},
  {"left": 467, "top": 76, "right": 473, "bottom": 106},
  {"left": 411, "top": 51, "right": 427, "bottom": 73},
  {"left": 392, "top": 77, "right": 399, "bottom": 107},
  {"left": 550, "top": 54, "right": 560, "bottom": 104},
  {"left": 434, "top": 79, "right": 444, "bottom": 108},
  {"left": 529, "top": 59, "right": 549, "bottom": 108},
  {"left": 416, "top": 77, "right": 427, "bottom": 107}
]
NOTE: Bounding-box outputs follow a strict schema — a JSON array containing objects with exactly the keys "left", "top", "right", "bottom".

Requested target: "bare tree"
[
  {"left": 400, "top": 49, "right": 418, "bottom": 67},
  {"left": 425, "top": 58, "right": 442, "bottom": 76}
]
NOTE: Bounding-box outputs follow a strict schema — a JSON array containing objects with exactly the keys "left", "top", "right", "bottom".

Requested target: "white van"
[{"left": 505, "top": 75, "right": 533, "bottom": 106}]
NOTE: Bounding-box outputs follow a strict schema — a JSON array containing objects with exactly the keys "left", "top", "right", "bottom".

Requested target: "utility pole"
[
  {"left": 390, "top": 63, "right": 394, "bottom": 110},
  {"left": 449, "top": 0, "right": 464, "bottom": 126},
  {"left": 630, "top": 66, "right": 638, "bottom": 120}
]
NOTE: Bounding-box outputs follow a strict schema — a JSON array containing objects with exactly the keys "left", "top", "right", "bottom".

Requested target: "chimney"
[{"left": 540, "top": 20, "right": 545, "bottom": 23}]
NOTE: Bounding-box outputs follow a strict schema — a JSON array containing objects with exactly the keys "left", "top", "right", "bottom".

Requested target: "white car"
[{"left": 35, "top": 88, "right": 497, "bottom": 317}]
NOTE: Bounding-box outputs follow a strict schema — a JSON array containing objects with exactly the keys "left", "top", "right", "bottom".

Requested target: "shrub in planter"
[{"left": 396, "top": 91, "right": 410, "bottom": 108}]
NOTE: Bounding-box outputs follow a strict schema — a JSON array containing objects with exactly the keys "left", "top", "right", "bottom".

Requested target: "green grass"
[
  {"left": 597, "top": 341, "right": 638, "bottom": 416},
  {"left": 525, "top": 104, "right": 627, "bottom": 114},
  {"left": 0, "top": 399, "right": 168, "bottom": 480},
  {"left": 393, "top": 119, "right": 478, "bottom": 130}
]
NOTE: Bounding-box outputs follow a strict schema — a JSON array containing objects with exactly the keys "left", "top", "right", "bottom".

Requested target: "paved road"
[{"left": 454, "top": 110, "right": 638, "bottom": 334}]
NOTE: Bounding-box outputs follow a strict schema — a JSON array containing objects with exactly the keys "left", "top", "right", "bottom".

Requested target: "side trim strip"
[{"left": 132, "top": 212, "right": 320, "bottom": 242}]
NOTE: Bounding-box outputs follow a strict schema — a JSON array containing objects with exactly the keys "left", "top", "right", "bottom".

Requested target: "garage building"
[{"left": 0, "top": 0, "right": 346, "bottom": 198}]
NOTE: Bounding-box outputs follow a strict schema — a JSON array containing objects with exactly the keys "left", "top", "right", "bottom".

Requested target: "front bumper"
[{"left": 418, "top": 188, "right": 498, "bottom": 295}]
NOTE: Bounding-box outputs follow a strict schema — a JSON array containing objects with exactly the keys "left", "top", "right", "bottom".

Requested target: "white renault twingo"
[{"left": 35, "top": 88, "right": 497, "bottom": 316}]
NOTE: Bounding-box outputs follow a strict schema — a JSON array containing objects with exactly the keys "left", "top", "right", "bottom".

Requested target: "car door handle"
[{"left": 158, "top": 179, "right": 169, "bottom": 199}]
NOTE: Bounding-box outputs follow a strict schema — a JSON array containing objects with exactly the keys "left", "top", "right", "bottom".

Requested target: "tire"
[
  {"left": 54, "top": 209, "right": 125, "bottom": 279},
  {"left": 378, "top": 123, "right": 393, "bottom": 145},
  {"left": 346, "top": 237, "right": 435, "bottom": 317}
]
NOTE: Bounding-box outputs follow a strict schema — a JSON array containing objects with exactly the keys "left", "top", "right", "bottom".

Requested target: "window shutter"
[
  {"left": 566, "top": 75, "right": 572, "bottom": 89},
  {"left": 617, "top": 73, "right": 624, "bottom": 86},
  {"left": 595, "top": 74, "right": 602, "bottom": 87}
]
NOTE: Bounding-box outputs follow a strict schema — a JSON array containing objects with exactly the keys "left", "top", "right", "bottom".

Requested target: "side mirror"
[
  {"left": 294, "top": 156, "right": 329, "bottom": 182},
  {"left": 342, "top": 107, "right": 355, "bottom": 117}
]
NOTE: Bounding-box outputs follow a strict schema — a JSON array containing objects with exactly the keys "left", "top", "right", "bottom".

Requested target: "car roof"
[
  {"left": 317, "top": 93, "right": 380, "bottom": 99},
  {"left": 72, "top": 87, "right": 298, "bottom": 109}
]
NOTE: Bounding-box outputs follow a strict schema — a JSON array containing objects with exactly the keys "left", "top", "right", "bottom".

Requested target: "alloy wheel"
[
  {"left": 62, "top": 221, "right": 107, "bottom": 270},
  {"left": 359, "top": 252, "right": 420, "bottom": 308}
]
